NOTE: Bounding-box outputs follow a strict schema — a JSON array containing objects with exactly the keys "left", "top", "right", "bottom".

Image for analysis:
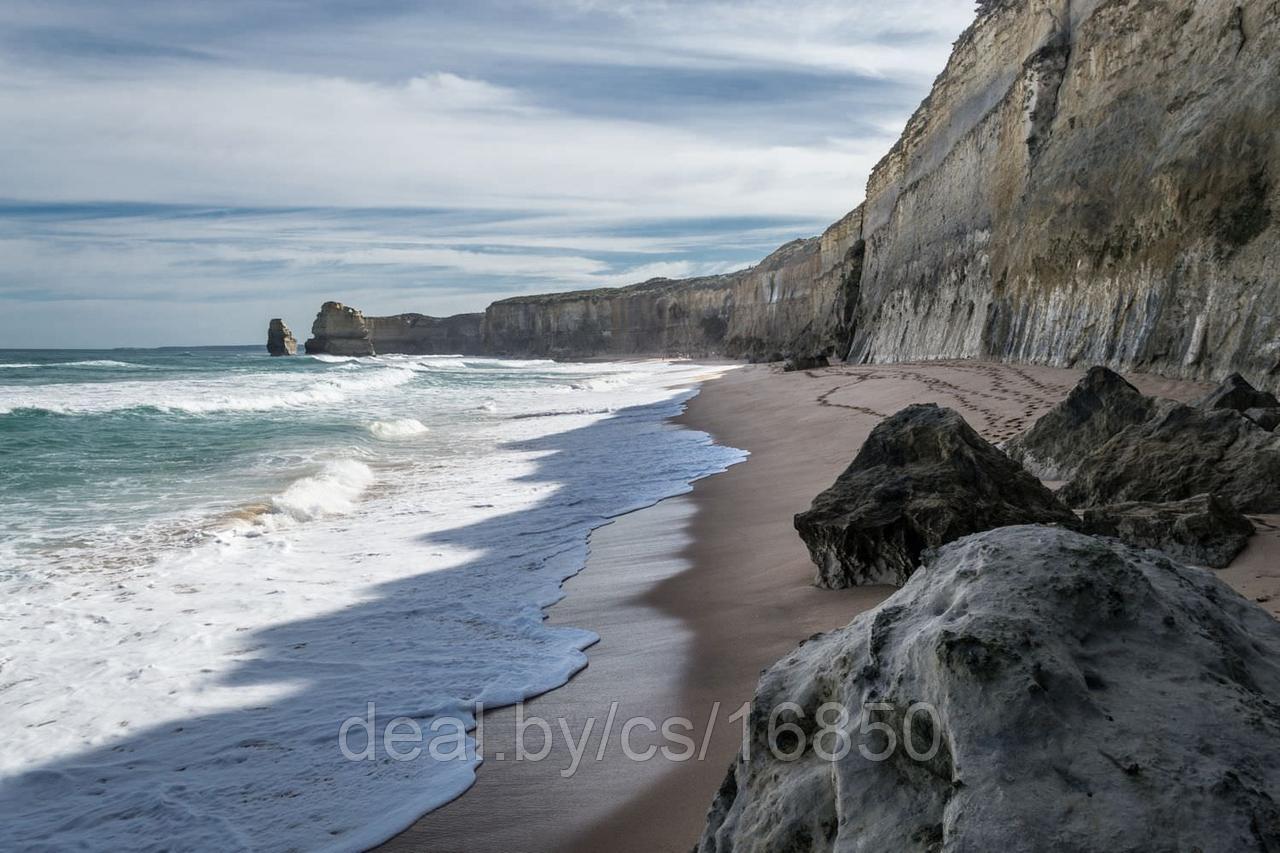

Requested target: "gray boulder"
[
  {"left": 1080, "top": 493, "right": 1254, "bottom": 568},
  {"left": 699, "top": 526, "right": 1280, "bottom": 853},
  {"left": 266, "top": 319, "right": 297, "bottom": 356},
  {"left": 794, "top": 405, "right": 1078, "bottom": 588},
  {"left": 1059, "top": 403, "right": 1280, "bottom": 513},
  {"left": 1004, "top": 366, "right": 1161, "bottom": 480},
  {"left": 1196, "top": 372, "right": 1280, "bottom": 413}
]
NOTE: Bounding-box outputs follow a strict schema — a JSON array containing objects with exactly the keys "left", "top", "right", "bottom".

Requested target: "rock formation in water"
[
  {"left": 699, "top": 526, "right": 1280, "bottom": 853},
  {"left": 793, "top": 405, "right": 1077, "bottom": 588},
  {"left": 266, "top": 319, "right": 297, "bottom": 356},
  {"left": 1080, "top": 493, "right": 1254, "bottom": 569},
  {"left": 304, "top": 302, "right": 375, "bottom": 356},
  {"left": 1058, "top": 402, "right": 1280, "bottom": 513},
  {"left": 302, "top": 301, "right": 484, "bottom": 356},
  {"left": 1003, "top": 367, "right": 1163, "bottom": 480}
]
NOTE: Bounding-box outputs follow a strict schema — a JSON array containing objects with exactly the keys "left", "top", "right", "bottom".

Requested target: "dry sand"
[{"left": 379, "top": 360, "right": 1280, "bottom": 853}]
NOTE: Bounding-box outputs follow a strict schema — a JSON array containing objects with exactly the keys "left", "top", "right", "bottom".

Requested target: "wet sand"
[{"left": 379, "top": 360, "right": 1280, "bottom": 853}]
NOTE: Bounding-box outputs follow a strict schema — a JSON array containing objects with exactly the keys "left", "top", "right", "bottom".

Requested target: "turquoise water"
[
  {"left": 0, "top": 347, "right": 745, "bottom": 851},
  {"left": 2, "top": 347, "right": 358, "bottom": 566}
]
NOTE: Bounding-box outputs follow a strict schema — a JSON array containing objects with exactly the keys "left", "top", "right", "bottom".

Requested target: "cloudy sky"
[{"left": 0, "top": 0, "right": 975, "bottom": 347}]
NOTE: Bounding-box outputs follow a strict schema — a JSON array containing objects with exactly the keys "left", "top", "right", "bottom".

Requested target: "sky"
[{"left": 0, "top": 0, "right": 975, "bottom": 348}]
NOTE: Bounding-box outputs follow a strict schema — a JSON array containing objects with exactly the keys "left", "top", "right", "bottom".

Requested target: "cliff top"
[{"left": 489, "top": 235, "right": 821, "bottom": 307}]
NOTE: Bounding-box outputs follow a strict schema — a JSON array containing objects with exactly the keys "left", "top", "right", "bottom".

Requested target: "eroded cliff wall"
[
  {"left": 301, "top": 0, "right": 1278, "bottom": 386},
  {"left": 303, "top": 302, "right": 484, "bottom": 356},
  {"left": 482, "top": 207, "right": 863, "bottom": 360},
  {"left": 848, "top": 0, "right": 1279, "bottom": 387}
]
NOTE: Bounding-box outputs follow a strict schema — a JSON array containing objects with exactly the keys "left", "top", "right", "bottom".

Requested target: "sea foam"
[
  {"left": 368, "top": 418, "right": 430, "bottom": 439},
  {"left": 271, "top": 459, "right": 376, "bottom": 521},
  {"left": 0, "top": 354, "right": 745, "bottom": 853}
]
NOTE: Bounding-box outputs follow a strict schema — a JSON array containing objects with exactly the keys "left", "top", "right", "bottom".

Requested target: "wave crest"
[
  {"left": 368, "top": 418, "right": 430, "bottom": 439},
  {"left": 270, "top": 460, "right": 375, "bottom": 522}
]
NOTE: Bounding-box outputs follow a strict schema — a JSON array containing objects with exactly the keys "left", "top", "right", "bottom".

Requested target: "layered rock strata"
[
  {"left": 845, "top": 0, "right": 1280, "bottom": 390},
  {"left": 699, "top": 526, "right": 1280, "bottom": 853},
  {"left": 793, "top": 404, "right": 1077, "bottom": 588}
]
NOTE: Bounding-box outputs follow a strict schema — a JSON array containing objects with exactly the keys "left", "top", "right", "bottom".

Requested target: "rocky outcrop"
[
  {"left": 303, "top": 302, "right": 484, "bottom": 356},
  {"left": 699, "top": 526, "right": 1280, "bottom": 853},
  {"left": 266, "top": 319, "right": 297, "bottom": 356},
  {"left": 365, "top": 312, "right": 484, "bottom": 355},
  {"left": 845, "top": 0, "right": 1280, "bottom": 391},
  {"left": 1081, "top": 493, "right": 1254, "bottom": 569},
  {"left": 1004, "top": 366, "right": 1162, "bottom": 480},
  {"left": 1197, "top": 372, "right": 1280, "bottom": 413},
  {"left": 304, "top": 302, "right": 375, "bottom": 356},
  {"left": 295, "top": 2, "right": 1279, "bottom": 381},
  {"left": 1058, "top": 403, "right": 1280, "bottom": 513},
  {"left": 481, "top": 208, "right": 864, "bottom": 361},
  {"left": 793, "top": 405, "right": 1077, "bottom": 588}
]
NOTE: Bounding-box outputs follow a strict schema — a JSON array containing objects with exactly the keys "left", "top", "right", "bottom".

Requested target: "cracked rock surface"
[{"left": 699, "top": 526, "right": 1280, "bottom": 853}]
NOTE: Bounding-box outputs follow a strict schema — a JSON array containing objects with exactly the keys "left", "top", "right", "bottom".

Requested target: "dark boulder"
[
  {"left": 1080, "top": 493, "right": 1254, "bottom": 568},
  {"left": 1196, "top": 372, "right": 1280, "bottom": 413},
  {"left": 1244, "top": 407, "right": 1280, "bottom": 432},
  {"left": 1004, "top": 366, "right": 1161, "bottom": 480},
  {"left": 782, "top": 353, "right": 830, "bottom": 372},
  {"left": 794, "top": 404, "right": 1078, "bottom": 588},
  {"left": 1059, "top": 404, "right": 1280, "bottom": 513}
]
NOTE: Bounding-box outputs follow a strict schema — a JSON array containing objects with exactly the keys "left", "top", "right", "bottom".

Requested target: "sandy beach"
[{"left": 380, "top": 360, "right": 1280, "bottom": 853}]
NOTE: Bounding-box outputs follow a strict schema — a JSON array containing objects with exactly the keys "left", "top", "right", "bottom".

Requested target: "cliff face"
[
  {"left": 482, "top": 208, "right": 863, "bottom": 360},
  {"left": 301, "top": 0, "right": 1278, "bottom": 387},
  {"left": 848, "top": 0, "right": 1280, "bottom": 387},
  {"left": 302, "top": 302, "right": 484, "bottom": 356}
]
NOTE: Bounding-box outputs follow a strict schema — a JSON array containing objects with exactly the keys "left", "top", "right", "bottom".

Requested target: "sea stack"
[
  {"left": 304, "top": 302, "right": 375, "bottom": 357},
  {"left": 266, "top": 319, "right": 297, "bottom": 356}
]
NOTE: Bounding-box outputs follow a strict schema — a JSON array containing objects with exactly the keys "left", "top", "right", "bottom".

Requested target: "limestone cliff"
[
  {"left": 847, "top": 0, "right": 1279, "bottom": 389},
  {"left": 301, "top": 0, "right": 1279, "bottom": 386},
  {"left": 302, "top": 302, "right": 484, "bottom": 356},
  {"left": 483, "top": 0, "right": 1279, "bottom": 385},
  {"left": 481, "top": 208, "right": 863, "bottom": 360}
]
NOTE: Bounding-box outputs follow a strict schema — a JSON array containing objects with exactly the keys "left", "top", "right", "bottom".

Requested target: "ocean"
[{"left": 0, "top": 347, "right": 745, "bottom": 851}]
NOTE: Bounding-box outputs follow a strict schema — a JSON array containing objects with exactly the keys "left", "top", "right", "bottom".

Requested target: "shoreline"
[{"left": 380, "top": 360, "right": 1280, "bottom": 852}]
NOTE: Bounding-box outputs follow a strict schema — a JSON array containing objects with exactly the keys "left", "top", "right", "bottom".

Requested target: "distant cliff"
[
  {"left": 298, "top": 0, "right": 1279, "bottom": 388},
  {"left": 482, "top": 207, "right": 863, "bottom": 361},
  {"left": 302, "top": 302, "right": 484, "bottom": 356}
]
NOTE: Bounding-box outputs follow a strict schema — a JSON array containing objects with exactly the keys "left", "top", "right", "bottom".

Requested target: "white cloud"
[
  {"left": 0, "top": 0, "right": 973, "bottom": 345},
  {"left": 0, "top": 63, "right": 888, "bottom": 223}
]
